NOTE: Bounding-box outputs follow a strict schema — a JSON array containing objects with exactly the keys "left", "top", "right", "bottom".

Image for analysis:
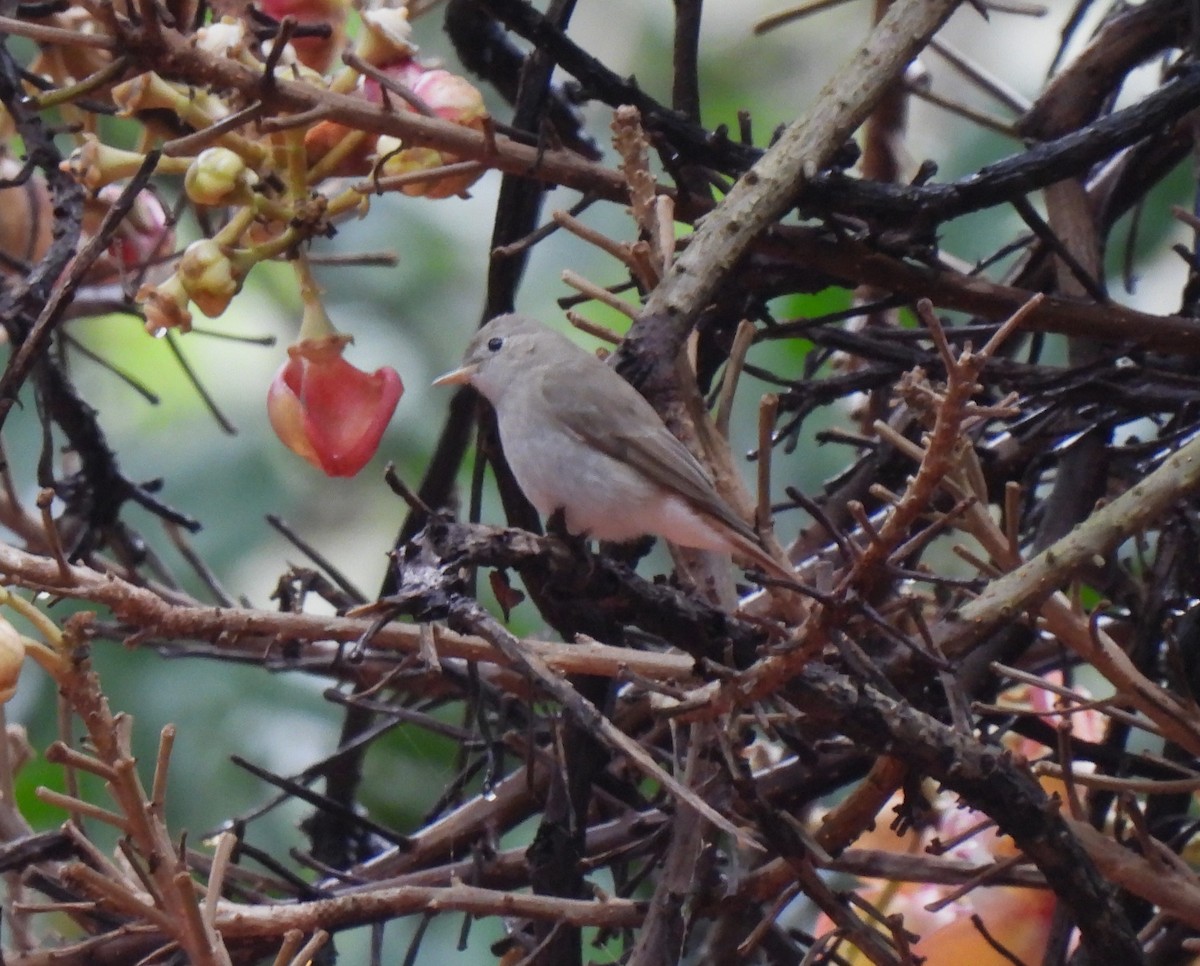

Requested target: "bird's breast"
[{"left": 496, "top": 407, "right": 668, "bottom": 540}]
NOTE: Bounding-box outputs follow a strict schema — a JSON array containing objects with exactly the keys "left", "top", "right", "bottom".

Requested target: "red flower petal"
[{"left": 267, "top": 337, "right": 403, "bottom": 477}]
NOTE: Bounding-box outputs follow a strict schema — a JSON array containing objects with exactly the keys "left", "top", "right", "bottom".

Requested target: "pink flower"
[
  {"left": 365, "top": 63, "right": 486, "bottom": 126},
  {"left": 267, "top": 335, "right": 402, "bottom": 477},
  {"left": 305, "top": 57, "right": 486, "bottom": 190}
]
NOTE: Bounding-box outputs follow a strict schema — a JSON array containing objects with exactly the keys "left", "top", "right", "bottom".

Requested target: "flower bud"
[
  {"left": 112, "top": 72, "right": 184, "bottom": 116},
  {"left": 137, "top": 274, "right": 193, "bottom": 335},
  {"left": 305, "top": 55, "right": 484, "bottom": 185},
  {"left": 83, "top": 186, "right": 174, "bottom": 281},
  {"left": 304, "top": 118, "right": 366, "bottom": 175},
  {"left": 409, "top": 69, "right": 486, "bottom": 126},
  {"left": 177, "top": 239, "right": 242, "bottom": 317},
  {"left": 378, "top": 145, "right": 479, "bottom": 198},
  {"left": 113, "top": 72, "right": 230, "bottom": 126},
  {"left": 61, "top": 135, "right": 146, "bottom": 191},
  {"left": 0, "top": 616, "right": 24, "bottom": 704},
  {"left": 184, "top": 147, "right": 254, "bottom": 206}
]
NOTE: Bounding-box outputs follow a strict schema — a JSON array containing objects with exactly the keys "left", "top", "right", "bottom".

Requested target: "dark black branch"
[
  {"left": 475, "top": 0, "right": 761, "bottom": 172},
  {"left": 805, "top": 68, "right": 1200, "bottom": 229}
]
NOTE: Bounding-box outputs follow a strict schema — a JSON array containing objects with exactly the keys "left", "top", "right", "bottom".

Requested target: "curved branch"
[
  {"left": 794, "top": 662, "right": 1144, "bottom": 966},
  {"left": 622, "top": 0, "right": 963, "bottom": 393}
]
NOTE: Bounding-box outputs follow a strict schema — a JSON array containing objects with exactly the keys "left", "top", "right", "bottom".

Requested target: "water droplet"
[{"left": 481, "top": 785, "right": 497, "bottom": 802}]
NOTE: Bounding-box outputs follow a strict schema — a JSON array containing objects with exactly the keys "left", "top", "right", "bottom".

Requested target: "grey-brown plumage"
[{"left": 435, "top": 314, "right": 793, "bottom": 581}]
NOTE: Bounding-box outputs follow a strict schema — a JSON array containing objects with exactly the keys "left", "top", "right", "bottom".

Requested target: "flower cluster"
[
  {"left": 41, "top": 0, "right": 477, "bottom": 476},
  {"left": 304, "top": 5, "right": 488, "bottom": 197},
  {"left": 0, "top": 154, "right": 174, "bottom": 289}
]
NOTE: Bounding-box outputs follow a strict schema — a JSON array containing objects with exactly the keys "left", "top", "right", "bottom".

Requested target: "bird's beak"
[{"left": 432, "top": 363, "right": 479, "bottom": 387}]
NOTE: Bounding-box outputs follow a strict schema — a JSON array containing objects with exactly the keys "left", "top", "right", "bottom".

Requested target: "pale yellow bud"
[
  {"left": 61, "top": 135, "right": 148, "bottom": 191},
  {"left": 112, "top": 72, "right": 184, "bottom": 116},
  {"left": 0, "top": 618, "right": 25, "bottom": 704},
  {"left": 177, "top": 239, "right": 241, "bottom": 317},
  {"left": 184, "top": 147, "right": 254, "bottom": 206},
  {"left": 137, "top": 274, "right": 193, "bottom": 335},
  {"left": 112, "top": 72, "right": 230, "bottom": 125}
]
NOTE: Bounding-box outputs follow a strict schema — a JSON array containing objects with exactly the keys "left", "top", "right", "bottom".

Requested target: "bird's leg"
[
  {"left": 540, "top": 507, "right": 607, "bottom": 599},
  {"left": 599, "top": 534, "right": 656, "bottom": 569},
  {"left": 545, "top": 507, "right": 594, "bottom": 567}
]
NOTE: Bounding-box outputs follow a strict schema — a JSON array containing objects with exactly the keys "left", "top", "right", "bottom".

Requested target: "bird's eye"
[{"left": 487, "top": 337, "right": 503, "bottom": 352}]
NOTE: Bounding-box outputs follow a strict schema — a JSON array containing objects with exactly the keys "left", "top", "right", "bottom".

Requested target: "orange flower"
[
  {"left": 267, "top": 334, "right": 402, "bottom": 477},
  {"left": 914, "top": 884, "right": 1056, "bottom": 965},
  {"left": 813, "top": 797, "right": 1059, "bottom": 965}
]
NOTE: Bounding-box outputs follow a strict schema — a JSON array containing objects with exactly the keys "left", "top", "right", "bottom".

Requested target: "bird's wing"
[{"left": 542, "top": 362, "right": 762, "bottom": 545}]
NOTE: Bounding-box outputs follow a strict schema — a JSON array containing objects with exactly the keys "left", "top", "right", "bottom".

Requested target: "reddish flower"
[
  {"left": 257, "top": 0, "right": 348, "bottom": 72},
  {"left": 267, "top": 334, "right": 402, "bottom": 477},
  {"left": 305, "top": 57, "right": 486, "bottom": 187},
  {"left": 105, "top": 188, "right": 172, "bottom": 275}
]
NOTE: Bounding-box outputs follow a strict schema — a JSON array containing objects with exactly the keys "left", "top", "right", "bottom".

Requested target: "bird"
[{"left": 433, "top": 313, "right": 795, "bottom": 583}]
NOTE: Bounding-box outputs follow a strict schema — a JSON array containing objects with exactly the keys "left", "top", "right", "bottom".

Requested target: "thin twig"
[
  {"left": 714, "top": 319, "right": 756, "bottom": 437},
  {"left": 560, "top": 269, "right": 640, "bottom": 318}
]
